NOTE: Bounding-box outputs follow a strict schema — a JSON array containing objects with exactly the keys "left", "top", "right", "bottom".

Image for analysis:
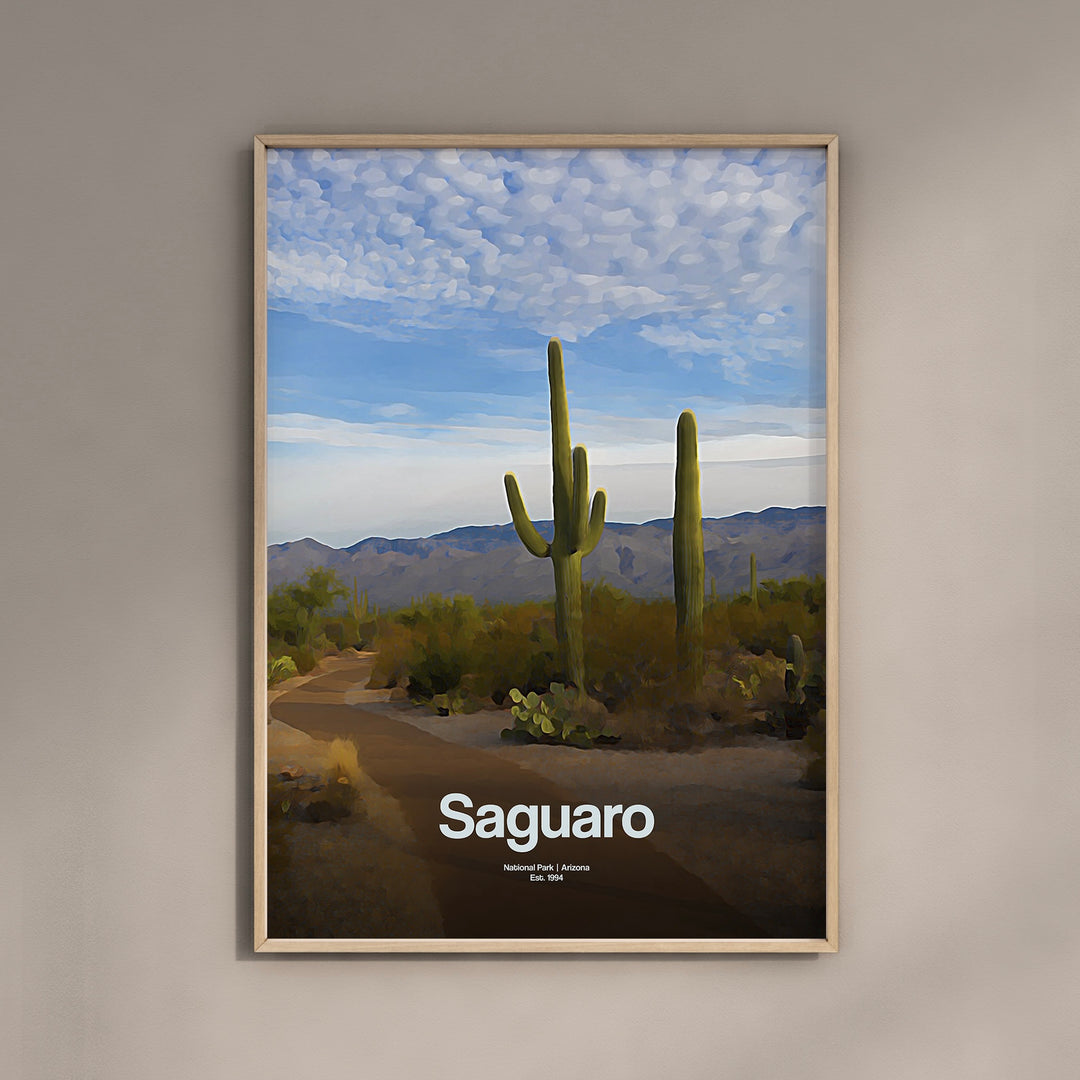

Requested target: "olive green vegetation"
[
  {"left": 364, "top": 576, "right": 825, "bottom": 727},
  {"left": 368, "top": 594, "right": 558, "bottom": 711},
  {"left": 501, "top": 683, "right": 616, "bottom": 748},
  {"left": 267, "top": 655, "right": 299, "bottom": 687},
  {"left": 266, "top": 565, "right": 825, "bottom": 746},
  {"left": 267, "top": 566, "right": 374, "bottom": 678},
  {"left": 504, "top": 338, "right": 606, "bottom": 690},
  {"left": 673, "top": 409, "right": 705, "bottom": 692}
]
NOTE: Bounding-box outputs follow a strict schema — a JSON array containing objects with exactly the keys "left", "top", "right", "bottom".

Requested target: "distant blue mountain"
[{"left": 269, "top": 506, "right": 826, "bottom": 606}]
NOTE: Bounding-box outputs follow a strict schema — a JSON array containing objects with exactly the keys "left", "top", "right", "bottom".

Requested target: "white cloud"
[
  {"left": 265, "top": 148, "right": 826, "bottom": 351},
  {"left": 268, "top": 412, "right": 551, "bottom": 456},
  {"left": 268, "top": 439, "right": 824, "bottom": 545},
  {"left": 638, "top": 325, "right": 729, "bottom": 355},
  {"left": 372, "top": 402, "right": 416, "bottom": 418},
  {"left": 266, "top": 404, "right": 825, "bottom": 543}
]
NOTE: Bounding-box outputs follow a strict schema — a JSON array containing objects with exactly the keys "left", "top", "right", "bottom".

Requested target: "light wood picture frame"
[{"left": 254, "top": 134, "right": 838, "bottom": 953}]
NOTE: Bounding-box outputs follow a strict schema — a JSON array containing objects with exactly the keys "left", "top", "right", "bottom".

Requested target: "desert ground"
[{"left": 266, "top": 652, "right": 824, "bottom": 940}]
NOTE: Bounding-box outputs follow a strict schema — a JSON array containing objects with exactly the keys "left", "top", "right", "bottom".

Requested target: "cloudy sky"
[{"left": 266, "top": 147, "right": 827, "bottom": 546}]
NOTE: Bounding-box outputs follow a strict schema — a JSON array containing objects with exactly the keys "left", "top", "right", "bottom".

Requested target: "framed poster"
[{"left": 254, "top": 134, "right": 838, "bottom": 952}]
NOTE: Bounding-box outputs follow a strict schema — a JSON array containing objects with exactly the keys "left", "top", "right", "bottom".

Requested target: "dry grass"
[{"left": 266, "top": 722, "right": 443, "bottom": 938}]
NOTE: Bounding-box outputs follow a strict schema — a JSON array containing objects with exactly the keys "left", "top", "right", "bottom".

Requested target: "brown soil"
[
  {"left": 267, "top": 654, "right": 823, "bottom": 940},
  {"left": 266, "top": 717, "right": 443, "bottom": 939}
]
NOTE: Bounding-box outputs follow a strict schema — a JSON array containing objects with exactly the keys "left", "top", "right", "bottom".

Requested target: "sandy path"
[
  {"left": 339, "top": 653, "right": 825, "bottom": 938},
  {"left": 269, "top": 657, "right": 761, "bottom": 940}
]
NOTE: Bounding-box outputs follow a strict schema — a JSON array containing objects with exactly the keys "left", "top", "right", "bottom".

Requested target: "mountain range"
[{"left": 268, "top": 506, "right": 825, "bottom": 608}]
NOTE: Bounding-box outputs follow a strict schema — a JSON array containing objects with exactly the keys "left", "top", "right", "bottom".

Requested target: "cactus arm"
[
  {"left": 504, "top": 472, "right": 551, "bottom": 558},
  {"left": 548, "top": 339, "right": 574, "bottom": 547},
  {"left": 579, "top": 488, "right": 606, "bottom": 556},
  {"left": 571, "top": 444, "right": 590, "bottom": 549}
]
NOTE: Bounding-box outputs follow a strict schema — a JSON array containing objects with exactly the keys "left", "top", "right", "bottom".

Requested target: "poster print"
[{"left": 254, "top": 135, "right": 837, "bottom": 952}]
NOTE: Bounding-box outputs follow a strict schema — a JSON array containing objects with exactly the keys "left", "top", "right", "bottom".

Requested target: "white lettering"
[
  {"left": 440, "top": 795, "right": 655, "bottom": 850},
  {"left": 439, "top": 793, "right": 474, "bottom": 838},
  {"left": 621, "top": 804, "right": 655, "bottom": 839}
]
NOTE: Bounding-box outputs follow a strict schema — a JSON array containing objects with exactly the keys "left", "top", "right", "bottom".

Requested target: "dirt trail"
[{"left": 269, "top": 656, "right": 761, "bottom": 940}]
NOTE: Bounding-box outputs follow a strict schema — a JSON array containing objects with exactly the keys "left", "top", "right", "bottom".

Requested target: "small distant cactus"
[
  {"left": 750, "top": 552, "right": 758, "bottom": 609},
  {"left": 673, "top": 410, "right": 704, "bottom": 692},
  {"left": 785, "top": 634, "right": 806, "bottom": 704},
  {"left": 349, "top": 578, "right": 369, "bottom": 622},
  {"left": 347, "top": 578, "right": 370, "bottom": 644}
]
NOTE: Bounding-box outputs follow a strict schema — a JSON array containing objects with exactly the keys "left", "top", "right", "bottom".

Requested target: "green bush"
[
  {"left": 268, "top": 655, "right": 299, "bottom": 686},
  {"left": 365, "top": 577, "right": 825, "bottom": 719},
  {"left": 582, "top": 583, "right": 678, "bottom": 704},
  {"left": 368, "top": 594, "right": 558, "bottom": 706},
  {"left": 292, "top": 644, "right": 318, "bottom": 674},
  {"left": 729, "top": 599, "right": 814, "bottom": 657},
  {"left": 268, "top": 567, "right": 348, "bottom": 646}
]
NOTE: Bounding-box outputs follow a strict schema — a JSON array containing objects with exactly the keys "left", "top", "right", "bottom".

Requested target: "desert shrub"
[
  {"left": 757, "top": 575, "right": 825, "bottom": 613},
  {"left": 268, "top": 655, "right": 299, "bottom": 686},
  {"left": 366, "top": 621, "right": 417, "bottom": 689},
  {"left": 365, "top": 576, "right": 825, "bottom": 721},
  {"left": 288, "top": 644, "right": 318, "bottom": 674},
  {"left": 353, "top": 616, "right": 378, "bottom": 649},
  {"left": 470, "top": 603, "right": 559, "bottom": 701},
  {"left": 268, "top": 567, "right": 348, "bottom": 646},
  {"left": 582, "top": 584, "right": 678, "bottom": 707},
  {"left": 266, "top": 637, "right": 319, "bottom": 675},
  {"left": 368, "top": 595, "right": 558, "bottom": 707},
  {"left": 719, "top": 649, "right": 785, "bottom": 709},
  {"left": 393, "top": 595, "right": 483, "bottom": 699},
  {"left": 429, "top": 687, "right": 482, "bottom": 716},
  {"left": 605, "top": 709, "right": 674, "bottom": 749},
  {"left": 269, "top": 738, "right": 362, "bottom": 825},
  {"left": 320, "top": 614, "right": 377, "bottom": 650},
  {"left": 729, "top": 598, "right": 822, "bottom": 658},
  {"left": 325, "top": 737, "right": 363, "bottom": 786},
  {"left": 702, "top": 602, "right": 735, "bottom": 652}
]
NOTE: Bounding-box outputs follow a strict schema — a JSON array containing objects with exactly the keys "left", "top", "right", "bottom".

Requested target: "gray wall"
[{"left": 4, "top": 1, "right": 1078, "bottom": 1076}]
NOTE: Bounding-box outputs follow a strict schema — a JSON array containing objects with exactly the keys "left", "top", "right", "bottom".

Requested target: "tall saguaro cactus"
[
  {"left": 673, "top": 410, "right": 705, "bottom": 691},
  {"left": 504, "top": 339, "right": 606, "bottom": 689}
]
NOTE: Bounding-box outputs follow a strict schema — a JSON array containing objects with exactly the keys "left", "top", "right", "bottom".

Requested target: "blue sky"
[{"left": 266, "top": 147, "right": 827, "bottom": 545}]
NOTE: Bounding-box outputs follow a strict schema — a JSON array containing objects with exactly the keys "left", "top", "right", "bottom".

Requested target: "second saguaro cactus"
[
  {"left": 785, "top": 634, "right": 806, "bottom": 704},
  {"left": 673, "top": 410, "right": 705, "bottom": 691},
  {"left": 504, "top": 338, "right": 606, "bottom": 690}
]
